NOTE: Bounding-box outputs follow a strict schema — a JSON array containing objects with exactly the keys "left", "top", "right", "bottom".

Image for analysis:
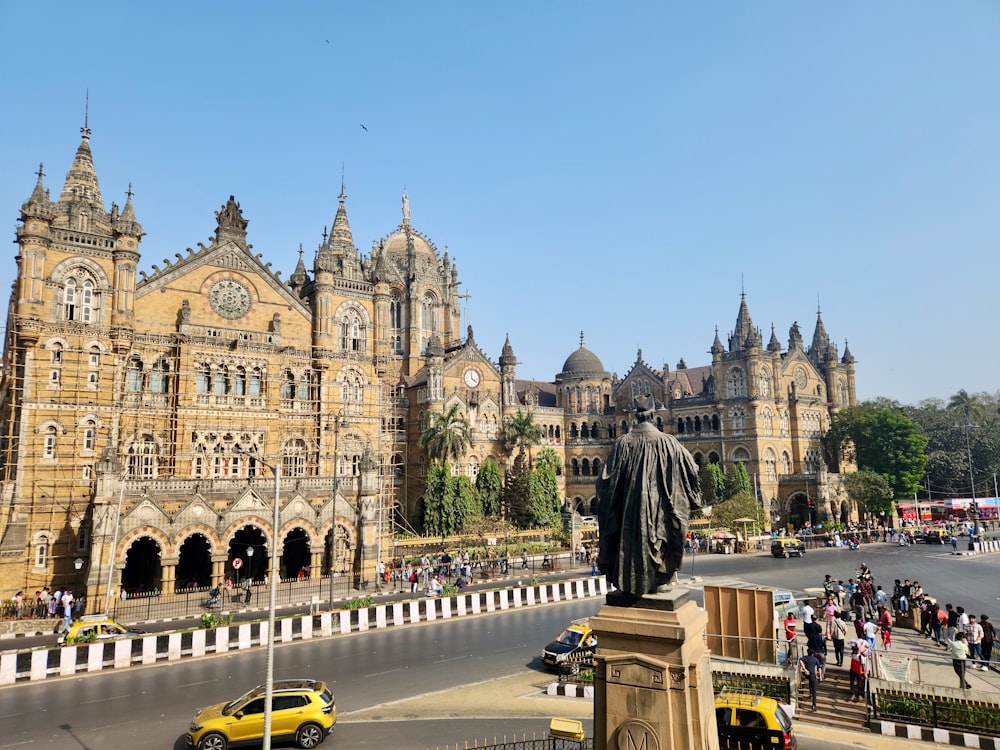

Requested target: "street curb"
[
  {"left": 870, "top": 719, "right": 1000, "bottom": 748},
  {"left": 546, "top": 682, "right": 594, "bottom": 699}
]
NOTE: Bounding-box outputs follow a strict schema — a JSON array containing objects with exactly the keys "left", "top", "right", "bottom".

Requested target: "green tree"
[
  {"left": 501, "top": 410, "right": 544, "bottom": 468},
  {"left": 840, "top": 469, "right": 894, "bottom": 523},
  {"left": 503, "top": 453, "right": 532, "bottom": 527},
  {"left": 453, "top": 475, "right": 479, "bottom": 531},
  {"left": 525, "top": 465, "right": 562, "bottom": 528},
  {"left": 535, "top": 447, "right": 562, "bottom": 474},
  {"left": 724, "top": 462, "right": 751, "bottom": 499},
  {"left": 698, "top": 462, "right": 726, "bottom": 506},
  {"left": 419, "top": 404, "right": 472, "bottom": 466},
  {"left": 823, "top": 404, "right": 928, "bottom": 499},
  {"left": 710, "top": 491, "right": 766, "bottom": 530},
  {"left": 475, "top": 459, "right": 504, "bottom": 517},
  {"left": 422, "top": 463, "right": 457, "bottom": 536}
]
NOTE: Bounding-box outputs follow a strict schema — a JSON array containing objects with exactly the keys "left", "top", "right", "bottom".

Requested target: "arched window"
[
  {"left": 341, "top": 313, "right": 365, "bottom": 352},
  {"left": 711, "top": 414, "right": 720, "bottom": 431},
  {"left": 581, "top": 458, "right": 591, "bottom": 476},
  {"left": 569, "top": 423, "right": 578, "bottom": 439},
  {"left": 249, "top": 367, "right": 263, "bottom": 397},
  {"left": 677, "top": 418, "right": 685, "bottom": 434},
  {"left": 390, "top": 293, "right": 403, "bottom": 329},
  {"left": 127, "top": 436, "right": 157, "bottom": 479},
  {"left": 297, "top": 372, "right": 312, "bottom": 401},
  {"left": 233, "top": 367, "right": 247, "bottom": 396},
  {"left": 726, "top": 367, "right": 746, "bottom": 398},
  {"left": 732, "top": 408, "right": 746, "bottom": 431},
  {"left": 82, "top": 420, "right": 96, "bottom": 452},
  {"left": 43, "top": 426, "right": 58, "bottom": 458},
  {"left": 213, "top": 366, "right": 228, "bottom": 395},
  {"left": 571, "top": 458, "right": 580, "bottom": 476},
  {"left": 195, "top": 364, "right": 210, "bottom": 393},
  {"left": 763, "top": 448, "right": 777, "bottom": 481},
  {"left": 694, "top": 416, "right": 702, "bottom": 432},
  {"left": 281, "top": 371, "right": 295, "bottom": 400},
  {"left": 592, "top": 458, "right": 602, "bottom": 476},
  {"left": 421, "top": 292, "right": 437, "bottom": 332},
  {"left": 758, "top": 366, "right": 772, "bottom": 398},
  {"left": 34, "top": 536, "right": 49, "bottom": 568},
  {"left": 150, "top": 359, "right": 169, "bottom": 394},
  {"left": 761, "top": 408, "right": 773, "bottom": 436},
  {"left": 838, "top": 377, "right": 848, "bottom": 406},
  {"left": 125, "top": 358, "right": 143, "bottom": 392},
  {"left": 580, "top": 423, "right": 589, "bottom": 439},
  {"left": 282, "top": 439, "right": 307, "bottom": 477},
  {"left": 732, "top": 447, "right": 751, "bottom": 466},
  {"left": 63, "top": 276, "right": 99, "bottom": 323},
  {"left": 781, "top": 451, "right": 791, "bottom": 475}
]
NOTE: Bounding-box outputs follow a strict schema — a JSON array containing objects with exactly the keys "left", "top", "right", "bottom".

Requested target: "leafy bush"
[
  {"left": 343, "top": 595, "right": 373, "bottom": 610},
  {"left": 200, "top": 612, "right": 233, "bottom": 629}
]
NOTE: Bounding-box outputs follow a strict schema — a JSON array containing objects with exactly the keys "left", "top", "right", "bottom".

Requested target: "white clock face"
[{"left": 464, "top": 368, "right": 480, "bottom": 388}]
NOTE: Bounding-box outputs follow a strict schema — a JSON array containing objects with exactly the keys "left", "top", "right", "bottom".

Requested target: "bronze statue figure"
[{"left": 596, "top": 394, "right": 701, "bottom": 601}]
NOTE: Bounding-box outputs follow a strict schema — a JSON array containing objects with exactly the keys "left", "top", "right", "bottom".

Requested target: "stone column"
[
  {"left": 211, "top": 554, "right": 228, "bottom": 586},
  {"left": 160, "top": 557, "right": 178, "bottom": 593},
  {"left": 592, "top": 590, "right": 719, "bottom": 750}
]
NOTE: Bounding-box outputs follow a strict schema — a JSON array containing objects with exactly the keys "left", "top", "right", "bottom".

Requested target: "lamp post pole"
[
  {"left": 237, "top": 450, "right": 280, "bottom": 750},
  {"left": 964, "top": 424, "right": 979, "bottom": 550},
  {"left": 327, "top": 412, "right": 347, "bottom": 606}
]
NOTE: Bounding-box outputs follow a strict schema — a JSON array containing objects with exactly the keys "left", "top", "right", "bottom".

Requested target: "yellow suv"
[
  {"left": 186, "top": 679, "right": 336, "bottom": 750},
  {"left": 715, "top": 690, "right": 795, "bottom": 750},
  {"left": 57, "top": 614, "right": 144, "bottom": 646}
]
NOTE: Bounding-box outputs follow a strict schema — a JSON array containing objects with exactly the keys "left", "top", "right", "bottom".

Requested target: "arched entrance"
[
  {"left": 175, "top": 533, "right": 212, "bottom": 590},
  {"left": 323, "top": 523, "right": 351, "bottom": 577},
  {"left": 229, "top": 526, "right": 267, "bottom": 583},
  {"left": 283, "top": 527, "right": 311, "bottom": 579},
  {"left": 840, "top": 500, "right": 850, "bottom": 525},
  {"left": 121, "top": 536, "right": 162, "bottom": 595},
  {"left": 788, "top": 493, "right": 814, "bottom": 530}
]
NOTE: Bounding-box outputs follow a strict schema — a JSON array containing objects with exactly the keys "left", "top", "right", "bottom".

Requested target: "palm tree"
[
  {"left": 501, "top": 410, "right": 544, "bottom": 469},
  {"left": 419, "top": 404, "right": 472, "bottom": 466},
  {"left": 947, "top": 389, "right": 983, "bottom": 424}
]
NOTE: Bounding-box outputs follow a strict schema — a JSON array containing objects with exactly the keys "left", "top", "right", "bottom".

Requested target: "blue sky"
[{"left": 1, "top": 2, "right": 998, "bottom": 405}]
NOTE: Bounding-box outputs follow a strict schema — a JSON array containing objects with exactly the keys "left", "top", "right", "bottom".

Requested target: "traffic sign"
[{"left": 231, "top": 558, "right": 243, "bottom": 570}]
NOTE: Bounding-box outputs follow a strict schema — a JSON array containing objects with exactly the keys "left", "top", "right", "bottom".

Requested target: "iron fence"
[{"left": 429, "top": 736, "right": 591, "bottom": 750}]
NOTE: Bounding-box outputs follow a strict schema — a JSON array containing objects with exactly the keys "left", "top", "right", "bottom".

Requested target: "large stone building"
[{"left": 0, "top": 127, "right": 857, "bottom": 602}]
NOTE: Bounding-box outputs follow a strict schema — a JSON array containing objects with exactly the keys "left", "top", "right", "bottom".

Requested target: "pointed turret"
[
  {"left": 315, "top": 188, "right": 361, "bottom": 275},
  {"left": 710, "top": 326, "right": 724, "bottom": 361},
  {"left": 289, "top": 245, "right": 309, "bottom": 292},
  {"left": 21, "top": 164, "right": 54, "bottom": 220},
  {"left": 841, "top": 339, "right": 855, "bottom": 365},
  {"left": 500, "top": 334, "right": 516, "bottom": 368},
  {"left": 57, "top": 124, "right": 104, "bottom": 210},
  {"left": 112, "top": 183, "right": 143, "bottom": 238},
  {"left": 767, "top": 324, "right": 782, "bottom": 353},
  {"left": 810, "top": 307, "right": 830, "bottom": 356},
  {"left": 729, "top": 293, "right": 754, "bottom": 352}
]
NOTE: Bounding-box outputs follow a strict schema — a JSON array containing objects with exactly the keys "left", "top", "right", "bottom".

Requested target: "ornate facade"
[{"left": 0, "top": 127, "right": 858, "bottom": 602}]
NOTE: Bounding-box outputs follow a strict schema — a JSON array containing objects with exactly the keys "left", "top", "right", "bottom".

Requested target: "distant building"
[{"left": 0, "top": 126, "right": 857, "bottom": 601}]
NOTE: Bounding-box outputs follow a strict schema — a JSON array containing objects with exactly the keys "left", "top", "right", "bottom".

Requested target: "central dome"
[{"left": 558, "top": 333, "right": 609, "bottom": 380}]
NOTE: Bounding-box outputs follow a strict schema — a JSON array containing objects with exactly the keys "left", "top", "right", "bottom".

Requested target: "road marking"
[
  {"left": 176, "top": 679, "right": 216, "bottom": 688},
  {"left": 365, "top": 667, "right": 403, "bottom": 677},
  {"left": 433, "top": 655, "right": 466, "bottom": 664},
  {"left": 80, "top": 694, "right": 130, "bottom": 704},
  {"left": 0, "top": 713, "right": 23, "bottom": 720}
]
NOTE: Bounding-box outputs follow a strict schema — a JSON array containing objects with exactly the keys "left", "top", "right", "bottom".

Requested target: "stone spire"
[
  {"left": 316, "top": 187, "right": 359, "bottom": 273},
  {"left": 112, "top": 183, "right": 143, "bottom": 237},
  {"left": 767, "top": 324, "right": 782, "bottom": 353},
  {"left": 710, "top": 326, "right": 724, "bottom": 359},
  {"left": 58, "top": 122, "right": 104, "bottom": 210},
  {"left": 728, "top": 293, "right": 754, "bottom": 352},
  {"left": 289, "top": 245, "right": 309, "bottom": 290},
  {"left": 21, "top": 163, "right": 54, "bottom": 220},
  {"left": 841, "top": 339, "right": 855, "bottom": 365},
  {"left": 500, "top": 333, "right": 516, "bottom": 367},
  {"left": 810, "top": 306, "right": 830, "bottom": 355}
]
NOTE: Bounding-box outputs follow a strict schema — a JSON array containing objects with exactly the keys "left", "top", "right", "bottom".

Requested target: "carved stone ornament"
[
  {"left": 215, "top": 195, "right": 249, "bottom": 232},
  {"left": 615, "top": 718, "right": 660, "bottom": 750},
  {"left": 207, "top": 277, "right": 252, "bottom": 320}
]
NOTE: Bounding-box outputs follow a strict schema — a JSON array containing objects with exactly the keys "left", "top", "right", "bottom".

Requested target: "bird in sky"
[{"left": 360, "top": 124, "right": 368, "bottom": 132}]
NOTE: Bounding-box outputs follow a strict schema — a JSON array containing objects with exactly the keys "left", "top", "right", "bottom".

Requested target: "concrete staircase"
[{"left": 797, "top": 662, "right": 869, "bottom": 732}]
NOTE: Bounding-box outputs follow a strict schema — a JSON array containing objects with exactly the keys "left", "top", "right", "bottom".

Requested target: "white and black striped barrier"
[{"left": 0, "top": 576, "right": 607, "bottom": 685}]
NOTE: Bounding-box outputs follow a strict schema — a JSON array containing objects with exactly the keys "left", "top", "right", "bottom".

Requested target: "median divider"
[{"left": 0, "top": 576, "right": 607, "bottom": 685}]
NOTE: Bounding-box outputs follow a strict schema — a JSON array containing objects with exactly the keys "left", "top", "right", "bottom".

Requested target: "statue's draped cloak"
[{"left": 596, "top": 422, "right": 701, "bottom": 597}]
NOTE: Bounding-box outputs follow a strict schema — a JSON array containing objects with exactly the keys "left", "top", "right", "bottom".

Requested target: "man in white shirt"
[
  {"left": 801, "top": 602, "right": 815, "bottom": 625},
  {"left": 968, "top": 615, "right": 987, "bottom": 670}
]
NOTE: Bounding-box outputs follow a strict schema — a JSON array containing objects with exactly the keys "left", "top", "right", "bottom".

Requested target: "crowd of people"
[
  {"left": 787, "top": 560, "right": 995, "bottom": 705},
  {"left": 9, "top": 587, "right": 82, "bottom": 629}
]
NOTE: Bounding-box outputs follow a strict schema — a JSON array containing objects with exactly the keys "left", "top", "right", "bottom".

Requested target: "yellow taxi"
[
  {"left": 715, "top": 690, "right": 795, "bottom": 750},
  {"left": 770, "top": 538, "right": 806, "bottom": 558},
  {"left": 186, "top": 679, "right": 336, "bottom": 750},
  {"left": 541, "top": 618, "right": 597, "bottom": 670},
  {"left": 57, "top": 614, "right": 145, "bottom": 646},
  {"left": 922, "top": 528, "right": 949, "bottom": 544}
]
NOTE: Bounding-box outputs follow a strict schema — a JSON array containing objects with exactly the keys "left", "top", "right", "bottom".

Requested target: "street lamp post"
[
  {"left": 963, "top": 424, "right": 979, "bottom": 550},
  {"left": 237, "top": 450, "right": 281, "bottom": 750},
  {"left": 326, "top": 412, "right": 348, "bottom": 606}
]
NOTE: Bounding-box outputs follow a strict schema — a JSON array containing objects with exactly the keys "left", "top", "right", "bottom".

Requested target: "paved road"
[{"left": 1, "top": 543, "right": 994, "bottom": 749}]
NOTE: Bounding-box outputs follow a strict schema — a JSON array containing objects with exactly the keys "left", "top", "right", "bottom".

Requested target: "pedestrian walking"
[
  {"left": 848, "top": 643, "right": 865, "bottom": 701},
  {"left": 948, "top": 631, "right": 972, "bottom": 689},
  {"left": 968, "top": 615, "right": 986, "bottom": 670},
  {"left": 830, "top": 612, "right": 848, "bottom": 667},
  {"left": 799, "top": 653, "right": 823, "bottom": 711},
  {"left": 243, "top": 578, "right": 252, "bottom": 605}
]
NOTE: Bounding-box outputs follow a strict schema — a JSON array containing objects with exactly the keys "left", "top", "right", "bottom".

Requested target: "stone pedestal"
[{"left": 592, "top": 590, "right": 719, "bottom": 750}]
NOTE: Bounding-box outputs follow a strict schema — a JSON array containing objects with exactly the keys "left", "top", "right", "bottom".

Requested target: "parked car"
[
  {"left": 715, "top": 690, "right": 796, "bottom": 750},
  {"left": 541, "top": 618, "right": 596, "bottom": 670},
  {"left": 922, "top": 528, "right": 949, "bottom": 544},
  {"left": 57, "top": 615, "right": 145, "bottom": 646},
  {"left": 771, "top": 539, "right": 806, "bottom": 558},
  {"left": 186, "top": 679, "right": 335, "bottom": 750}
]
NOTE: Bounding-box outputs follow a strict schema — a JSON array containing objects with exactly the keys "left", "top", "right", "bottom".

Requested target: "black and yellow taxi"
[
  {"left": 186, "top": 679, "right": 336, "bottom": 750},
  {"left": 770, "top": 538, "right": 806, "bottom": 558},
  {"left": 57, "top": 614, "right": 144, "bottom": 646},
  {"left": 541, "top": 618, "right": 597, "bottom": 670},
  {"left": 922, "top": 528, "right": 949, "bottom": 544},
  {"left": 715, "top": 690, "right": 795, "bottom": 750}
]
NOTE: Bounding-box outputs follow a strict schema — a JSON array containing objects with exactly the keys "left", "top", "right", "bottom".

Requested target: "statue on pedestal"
[{"left": 597, "top": 394, "right": 701, "bottom": 601}]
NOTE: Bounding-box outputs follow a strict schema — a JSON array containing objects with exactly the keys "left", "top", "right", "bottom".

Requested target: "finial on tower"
[
  {"left": 81, "top": 89, "right": 91, "bottom": 138},
  {"left": 126, "top": 182, "right": 134, "bottom": 201},
  {"left": 402, "top": 189, "right": 410, "bottom": 224},
  {"left": 579, "top": 330, "right": 585, "bottom": 347}
]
